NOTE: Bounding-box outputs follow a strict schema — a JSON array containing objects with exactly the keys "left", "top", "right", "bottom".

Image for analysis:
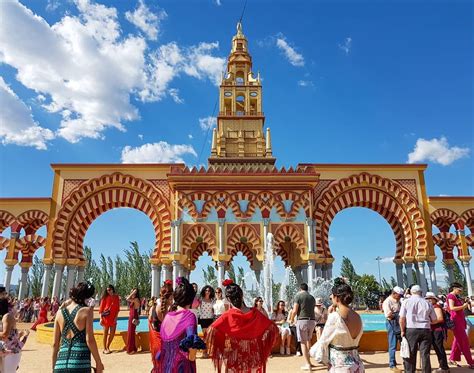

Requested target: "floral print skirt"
[{"left": 328, "top": 346, "right": 365, "bottom": 372}]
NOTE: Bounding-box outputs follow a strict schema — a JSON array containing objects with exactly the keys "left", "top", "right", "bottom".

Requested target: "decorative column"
[
  {"left": 404, "top": 262, "right": 414, "bottom": 286},
  {"left": 321, "top": 264, "right": 327, "bottom": 280},
  {"left": 417, "top": 261, "right": 428, "bottom": 294},
  {"left": 217, "top": 261, "right": 225, "bottom": 286},
  {"left": 395, "top": 263, "right": 404, "bottom": 288},
  {"left": 326, "top": 263, "right": 333, "bottom": 280},
  {"left": 315, "top": 263, "right": 322, "bottom": 279},
  {"left": 174, "top": 219, "right": 182, "bottom": 254},
  {"left": 415, "top": 263, "right": 421, "bottom": 285},
  {"left": 294, "top": 266, "right": 304, "bottom": 284},
  {"left": 172, "top": 260, "right": 180, "bottom": 288},
  {"left": 218, "top": 218, "right": 226, "bottom": 254},
  {"left": 170, "top": 221, "right": 176, "bottom": 253},
  {"left": 3, "top": 265, "right": 14, "bottom": 293},
  {"left": 307, "top": 260, "right": 315, "bottom": 292},
  {"left": 76, "top": 266, "right": 85, "bottom": 284},
  {"left": 427, "top": 261, "right": 438, "bottom": 295},
  {"left": 462, "top": 261, "right": 473, "bottom": 297},
  {"left": 52, "top": 264, "right": 64, "bottom": 299},
  {"left": 41, "top": 264, "right": 53, "bottom": 298},
  {"left": 151, "top": 264, "right": 161, "bottom": 297},
  {"left": 18, "top": 265, "right": 30, "bottom": 300},
  {"left": 306, "top": 218, "right": 315, "bottom": 253},
  {"left": 263, "top": 218, "right": 270, "bottom": 249},
  {"left": 65, "top": 265, "right": 77, "bottom": 297}
]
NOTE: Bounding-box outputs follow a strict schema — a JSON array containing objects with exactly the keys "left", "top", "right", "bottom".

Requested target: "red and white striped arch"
[
  {"left": 432, "top": 232, "right": 459, "bottom": 261},
  {"left": 17, "top": 209, "right": 49, "bottom": 233},
  {"left": 227, "top": 224, "right": 261, "bottom": 265},
  {"left": 461, "top": 209, "right": 474, "bottom": 232},
  {"left": 15, "top": 234, "right": 46, "bottom": 264},
  {"left": 273, "top": 224, "right": 306, "bottom": 265},
  {"left": 182, "top": 224, "right": 218, "bottom": 267},
  {"left": 430, "top": 208, "right": 459, "bottom": 232},
  {"left": 0, "top": 210, "right": 16, "bottom": 234},
  {"left": 314, "top": 172, "right": 427, "bottom": 262},
  {"left": 52, "top": 172, "right": 171, "bottom": 262}
]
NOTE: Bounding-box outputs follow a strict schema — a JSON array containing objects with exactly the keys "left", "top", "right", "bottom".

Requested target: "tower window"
[
  {"left": 237, "top": 42, "right": 243, "bottom": 50},
  {"left": 236, "top": 95, "right": 245, "bottom": 115},
  {"left": 236, "top": 71, "right": 245, "bottom": 85}
]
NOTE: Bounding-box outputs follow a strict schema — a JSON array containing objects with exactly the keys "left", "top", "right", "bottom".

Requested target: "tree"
[
  {"left": 356, "top": 274, "right": 380, "bottom": 309},
  {"left": 340, "top": 256, "right": 360, "bottom": 285},
  {"left": 28, "top": 255, "right": 44, "bottom": 297},
  {"left": 202, "top": 265, "right": 218, "bottom": 288},
  {"left": 442, "top": 260, "right": 467, "bottom": 291}
]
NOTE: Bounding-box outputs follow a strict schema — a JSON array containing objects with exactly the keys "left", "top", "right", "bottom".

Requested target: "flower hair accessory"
[
  {"left": 222, "top": 279, "right": 233, "bottom": 287},
  {"left": 164, "top": 279, "right": 172, "bottom": 286},
  {"left": 175, "top": 277, "right": 183, "bottom": 287}
]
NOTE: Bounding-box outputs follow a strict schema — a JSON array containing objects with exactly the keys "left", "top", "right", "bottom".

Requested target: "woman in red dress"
[
  {"left": 126, "top": 287, "right": 141, "bottom": 354},
  {"left": 148, "top": 280, "right": 173, "bottom": 372},
  {"left": 31, "top": 297, "right": 50, "bottom": 331},
  {"left": 99, "top": 284, "right": 120, "bottom": 354}
]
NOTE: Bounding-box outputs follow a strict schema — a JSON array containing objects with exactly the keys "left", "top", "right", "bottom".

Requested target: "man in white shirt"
[
  {"left": 383, "top": 286, "right": 404, "bottom": 372},
  {"left": 399, "top": 285, "right": 437, "bottom": 373}
]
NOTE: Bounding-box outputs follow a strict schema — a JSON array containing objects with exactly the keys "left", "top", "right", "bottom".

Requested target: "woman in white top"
[
  {"left": 310, "top": 279, "right": 364, "bottom": 372},
  {"left": 212, "top": 287, "right": 229, "bottom": 318},
  {"left": 271, "top": 300, "right": 291, "bottom": 355}
]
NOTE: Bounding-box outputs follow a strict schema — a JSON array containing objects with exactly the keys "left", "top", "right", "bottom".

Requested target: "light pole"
[{"left": 375, "top": 256, "right": 382, "bottom": 286}]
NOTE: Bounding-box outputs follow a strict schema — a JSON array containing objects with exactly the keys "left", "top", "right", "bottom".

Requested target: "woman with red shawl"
[
  {"left": 149, "top": 280, "right": 173, "bottom": 372},
  {"left": 31, "top": 297, "right": 50, "bottom": 331},
  {"left": 206, "top": 280, "right": 278, "bottom": 373},
  {"left": 99, "top": 284, "right": 120, "bottom": 354}
]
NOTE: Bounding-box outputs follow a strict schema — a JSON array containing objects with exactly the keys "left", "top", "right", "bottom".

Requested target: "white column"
[
  {"left": 174, "top": 220, "right": 181, "bottom": 254},
  {"left": 151, "top": 264, "right": 160, "bottom": 297},
  {"left": 405, "top": 263, "right": 414, "bottom": 286},
  {"left": 65, "top": 265, "right": 77, "bottom": 297},
  {"left": 462, "top": 261, "right": 473, "bottom": 297},
  {"left": 321, "top": 264, "right": 327, "bottom": 280},
  {"left": 18, "top": 266, "right": 30, "bottom": 300},
  {"left": 427, "top": 261, "right": 438, "bottom": 294},
  {"left": 172, "top": 260, "right": 179, "bottom": 289},
  {"left": 306, "top": 218, "right": 315, "bottom": 253},
  {"left": 170, "top": 221, "right": 176, "bottom": 253},
  {"left": 418, "top": 261, "right": 428, "bottom": 294},
  {"left": 218, "top": 218, "right": 225, "bottom": 254},
  {"left": 52, "top": 264, "right": 64, "bottom": 299},
  {"left": 263, "top": 218, "right": 270, "bottom": 251},
  {"left": 217, "top": 261, "right": 225, "bottom": 286},
  {"left": 445, "top": 262, "right": 455, "bottom": 284},
  {"left": 395, "top": 264, "right": 404, "bottom": 288},
  {"left": 415, "top": 264, "right": 421, "bottom": 285},
  {"left": 326, "top": 263, "right": 333, "bottom": 280},
  {"left": 4, "top": 265, "right": 14, "bottom": 293},
  {"left": 41, "top": 264, "right": 53, "bottom": 298},
  {"left": 76, "top": 266, "right": 85, "bottom": 284},
  {"left": 307, "top": 260, "right": 315, "bottom": 292},
  {"left": 315, "top": 263, "right": 322, "bottom": 279}
]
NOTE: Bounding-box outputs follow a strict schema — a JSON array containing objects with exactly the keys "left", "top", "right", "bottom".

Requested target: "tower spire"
[{"left": 208, "top": 23, "right": 276, "bottom": 170}]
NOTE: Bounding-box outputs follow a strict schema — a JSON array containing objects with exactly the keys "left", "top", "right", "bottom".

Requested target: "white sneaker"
[
  {"left": 296, "top": 351, "right": 302, "bottom": 356},
  {"left": 280, "top": 346, "right": 285, "bottom": 355},
  {"left": 286, "top": 347, "right": 291, "bottom": 355}
]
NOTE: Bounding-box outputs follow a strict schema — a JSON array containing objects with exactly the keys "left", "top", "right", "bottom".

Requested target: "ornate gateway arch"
[{"left": 1, "top": 23, "right": 472, "bottom": 298}]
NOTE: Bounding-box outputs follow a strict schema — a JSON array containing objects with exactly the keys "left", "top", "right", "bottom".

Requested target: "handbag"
[
  {"left": 101, "top": 309, "right": 111, "bottom": 317},
  {"left": 400, "top": 337, "right": 410, "bottom": 358}
]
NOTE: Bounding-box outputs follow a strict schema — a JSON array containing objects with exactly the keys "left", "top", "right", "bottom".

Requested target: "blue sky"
[{"left": 0, "top": 0, "right": 473, "bottom": 287}]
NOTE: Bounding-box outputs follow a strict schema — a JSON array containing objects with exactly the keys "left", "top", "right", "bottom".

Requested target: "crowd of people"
[{"left": 0, "top": 278, "right": 473, "bottom": 372}]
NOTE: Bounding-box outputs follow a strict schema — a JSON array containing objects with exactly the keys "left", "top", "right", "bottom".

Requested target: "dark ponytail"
[
  {"left": 170, "top": 277, "right": 195, "bottom": 311},
  {"left": 225, "top": 283, "right": 244, "bottom": 308},
  {"left": 70, "top": 281, "right": 95, "bottom": 306}
]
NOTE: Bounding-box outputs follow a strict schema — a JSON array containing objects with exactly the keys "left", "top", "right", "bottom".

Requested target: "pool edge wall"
[{"left": 37, "top": 322, "right": 474, "bottom": 353}]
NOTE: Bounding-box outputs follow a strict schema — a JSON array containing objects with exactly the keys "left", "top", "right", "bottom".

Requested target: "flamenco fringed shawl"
[
  {"left": 160, "top": 309, "right": 196, "bottom": 341},
  {"left": 206, "top": 308, "right": 278, "bottom": 373}
]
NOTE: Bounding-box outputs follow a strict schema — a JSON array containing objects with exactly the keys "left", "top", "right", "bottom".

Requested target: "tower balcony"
[{"left": 218, "top": 111, "right": 264, "bottom": 117}]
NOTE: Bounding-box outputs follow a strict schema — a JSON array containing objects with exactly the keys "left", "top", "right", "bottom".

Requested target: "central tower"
[{"left": 208, "top": 22, "right": 275, "bottom": 170}]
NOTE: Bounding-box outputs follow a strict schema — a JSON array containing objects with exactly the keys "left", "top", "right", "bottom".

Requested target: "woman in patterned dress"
[
  {"left": 310, "top": 279, "right": 364, "bottom": 372},
  {"left": 52, "top": 282, "right": 104, "bottom": 373},
  {"left": 126, "top": 287, "right": 141, "bottom": 354}
]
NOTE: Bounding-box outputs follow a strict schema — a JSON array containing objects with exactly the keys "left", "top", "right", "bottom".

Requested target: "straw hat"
[
  {"left": 425, "top": 292, "right": 439, "bottom": 301},
  {"left": 315, "top": 297, "right": 324, "bottom": 306}
]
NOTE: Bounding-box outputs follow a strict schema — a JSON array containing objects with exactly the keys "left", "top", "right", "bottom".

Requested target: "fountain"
[
  {"left": 262, "top": 232, "right": 274, "bottom": 313},
  {"left": 310, "top": 277, "right": 334, "bottom": 306},
  {"left": 279, "top": 266, "right": 299, "bottom": 306}
]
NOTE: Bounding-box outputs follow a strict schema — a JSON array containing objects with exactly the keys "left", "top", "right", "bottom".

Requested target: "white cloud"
[
  {"left": 328, "top": 236, "right": 335, "bottom": 242},
  {"left": 215, "top": 0, "right": 222, "bottom": 5},
  {"left": 339, "top": 37, "right": 352, "bottom": 55},
  {"left": 188, "top": 134, "right": 193, "bottom": 139},
  {"left": 0, "top": 77, "right": 54, "bottom": 150},
  {"left": 199, "top": 116, "right": 216, "bottom": 131},
  {"left": 0, "top": 0, "right": 225, "bottom": 146},
  {"left": 275, "top": 35, "right": 304, "bottom": 67},
  {"left": 121, "top": 141, "right": 197, "bottom": 163},
  {"left": 138, "top": 134, "right": 143, "bottom": 140},
  {"left": 407, "top": 137, "right": 470, "bottom": 166},
  {"left": 125, "top": 0, "right": 167, "bottom": 41},
  {"left": 168, "top": 88, "right": 183, "bottom": 104},
  {"left": 298, "top": 80, "right": 314, "bottom": 87},
  {"left": 380, "top": 256, "right": 395, "bottom": 263}
]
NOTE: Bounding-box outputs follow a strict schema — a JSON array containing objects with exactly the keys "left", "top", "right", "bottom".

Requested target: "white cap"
[
  {"left": 425, "top": 292, "right": 438, "bottom": 300},
  {"left": 411, "top": 285, "right": 422, "bottom": 294},
  {"left": 392, "top": 286, "right": 404, "bottom": 295}
]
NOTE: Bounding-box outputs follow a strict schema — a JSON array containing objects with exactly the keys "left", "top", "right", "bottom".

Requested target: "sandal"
[{"left": 448, "top": 360, "right": 461, "bottom": 367}]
